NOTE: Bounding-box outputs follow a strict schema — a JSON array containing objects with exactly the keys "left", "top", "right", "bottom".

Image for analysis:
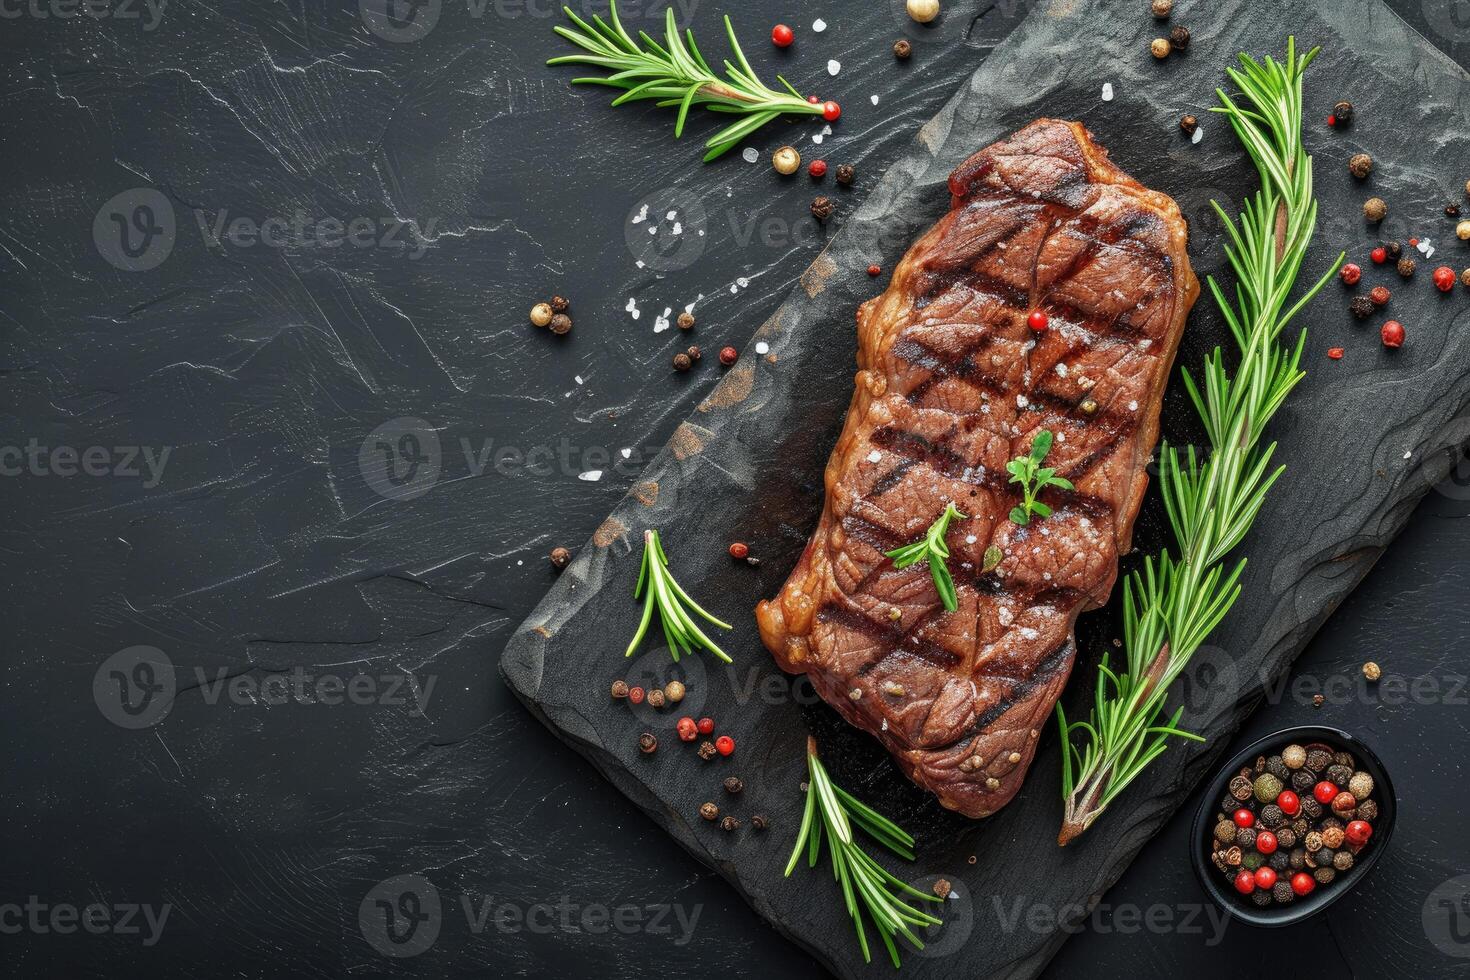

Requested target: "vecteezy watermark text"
[
  {"left": 0, "top": 897, "right": 170, "bottom": 945},
  {"left": 0, "top": 440, "right": 170, "bottom": 487},
  {"left": 0, "top": 0, "right": 166, "bottom": 30}
]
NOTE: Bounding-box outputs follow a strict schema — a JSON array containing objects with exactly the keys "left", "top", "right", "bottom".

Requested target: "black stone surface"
[{"left": 4, "top": 0, "right": 1470, "bottom": 978}]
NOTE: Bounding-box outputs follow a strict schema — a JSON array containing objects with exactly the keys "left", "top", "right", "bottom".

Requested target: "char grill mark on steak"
[{"left": 757, "top": 119, "right": 1199, "bottom": 818}]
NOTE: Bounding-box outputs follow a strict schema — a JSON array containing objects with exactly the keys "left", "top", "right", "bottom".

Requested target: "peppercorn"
[
  {"left": 549, "top": 313, "right": 572, "bottom": 335},
  {"left": 686, "top": 346, "right": 701, "bottom": 364},
  {"left": 1381, "top": 320, "right": 1405, "bottom": 348},
  {"left": 1320, "top": 825, "right": 1345, "bottom": 850},
  {"left": 1348, "top": 153, "right": 1373, "bottom": 179},
  {"left": 811, "top": 196, "right": 835, "bottom": 222},
  {"left": 719, "top": 346, "right": 739, "bottom": 366},
  {"left": 1331, "top": 101, "right": 1354, "bottom": 126},
  {"left": 1172, "top": 114, "right": 1198, "bottom": 137},
  {"left": 1333, "top": 850, "right": 1354, "bottom": 871},
  {"left": 1458, "top": 220, "right": 1470, "bottom": 241},
  {"left": 696, "top": 717, "right": 714, "bottom": 735},
  {"left": 1215, "top": 819, "right": 1238, "bottom": 843},
  {"left": 1434, "top": 266, "right": 1457, "bottom": 292},
  {"left": 676, "top": 717, "right": 697, "bottom": 741},
  {"left": 893, "top": 39, "right": 912, "bottom": 59},
  {"left": 1304, "top": 830, "right": 1323, "bottom": 852},
  {"left": 773, "top": 145, "right": 801, "bottom": 176},
  {"left": 1253, "top": 773, "right": 1283, "bottom": 803},
  {"left": 715, "top": 735, "right": 735, "bottom": 756},
  {"left": 1339, "top": 263, "right": 1362, "bottom": 286},
  {"left": 1314, "top": 866, "right": 1337, "bottom": 885},
  {"left": 723, "top": 776, "right": 744, "bottom": 794},
  {"left": 867, "top": 263, "right": 882, "bottom": 277},
  {"left": 1369, "top": 285, "right": 1391, "bottom": 306},
  {"left": 530, "top": 302, "right": 553, "bottom": 327},
  {"left": 1465, "top": 179, "right": 1470, "bottom": 198},
  {"left": 1266, "top": 755, "right": 1290, "bottom": 782},
  {"left": 1325, "top": 763, "right": 1352, "bottom": 787},
  {"left": 1349, "top": 296, "right": 1375, "bottom": 319},
  {"left": 550, "top": 546, "right": 571, "bottom": 569},
  {"left": 1225, "top": 845, "right": 1243, "bottom": 866},
  {"left": 1260, "top": 804, "right": 1285, "bottom": 829},
  {"left": 1151, "top": 0, "right": 1172, "bottom": 15},
  {"left": 1276, "top": 827, "right": 1297, "bottom": 849},
  {"left": 628, "top": 686, "right": 645, "bottom": 705},
  {"left": 1371, "top": 246, "right": 1388, "bottom": 264},
  {"left": 664, "top": 680, "right": 686, "bottom": 703},
  {"left": 639, "top": 732, "right": 658, "bottom": 753},
  {"left": 646, "top": 688, "right": 666, "bottom": 709},
  {"left": 835, "top": 164, "right": 855, "bottom": 187},
  {"left": 1242, "top": 851, "right": 1265, "bottom": 871},
  {"left": 1388, "top": 241, "right": 1403, "bottom": 259},
  {"left": 1363, "top": 197, "right": 1387, "bottom": 222},
  {"left": 673, "top": 352, "right": 693, "bottom": 372},
  {"left": 1229, "top": 774, "right": 1254, "bottom": 801},
  {"left": 1291, "top": 770, "right": 1315, "bottom": 794},
  {"left": 1300, "top": 797, "right": 1323, "bottom": 820},
  {"left": 1357, "top": 798, "right": 1379, "bottom": 822},
  {"left": 699, "top": 802, "right": 719, "bottom": 821},
  {"left": 697, "top": 740, "right": 717, "bottom": 760},
  {"left": 1282, "top": 744, "right": 1306, "bottom": 769},
  {"left": 611, "top": 680, "right": 630, "bottom": 699},
  {"left": 751, "top": 814, "right": 768, "bottom": 832},
  {"left": 1448, "top": 203, "right": 1462, "bottom": 218},
  {"left": 1273, "top": 880, "right": 1295, "bottom": 904},
  {"left": 1463, "top": 268, "right": 1470, "bottom": 288},
  {"left": 1080, "top": 397, "right": 1099, "bottom": 415},
  {"left": 906, "top": 0, "right": 940, "bottom": 23},
  {"left": 1268, "top": 851, "right": 1290, "bottom": 872},
  {"left": 1397, "top": 257, "right": 1416, "bottom": 278},
  {"left": 677, "top": 311, "right": 695, "bottom": 331},
  {"left": 1169, "top": 25, "right": 1190, "bottom": 51},
  {"left": 1237, "top": 827, "right": 1257, "bottom": 851},
  {"left": 1291, "top": 816, "right": 1310, "bottom": 836},
  {"left": 1346, "top": 820, "right": 1373, "bottom": 846},
  {"left": 808, "top": 159, "right": 828, "bottom": 180},
  {"left": 1150, "top": 37, "right": 1171, "bottom": 59},
  {"left": 718, "top": 814, "right": 740, "bottom": 832},
  {"left": 1331, "top": 792, "right": 1357, "bottom": 818},
  {"left": 1289, "top": 847, "right": 1306, "bottom": 870},
  {"left": 1250, "top": 889, "right": 1272, "bottom": 907}
]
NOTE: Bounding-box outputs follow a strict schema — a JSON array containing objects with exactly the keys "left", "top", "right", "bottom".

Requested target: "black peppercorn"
[
  {"left": 1447, "top": 203, "right": 1462, "bottom": 218},
  {"left": 678, "top": 311, "right": 695, "bottom": 330},
  {"left": 1260, "top": 804, "right": 1285, "bottom": 829},
  {"left": 1398, "top": 257, "right": 1416, "bottom": 278},
  {"left": 550, "top": 546, "right": 571, "bottom": 569},
  {"left": 550, "top": 295, "right": 570, "bottom": 313},
  {"left": 893, "top": 39, "right": 912, "bottom": 59},
  {"left": 811, "top": 196, "right": 835, "bottom": 222},
  {"left": 1214, "top": 819, "right": 1237, "bottom": 843},
  {"left": 646, "top": 688, "right": 666, "bottom": 709},
  {"left": 673, "top": 352, "right": 693, "bottom": 372},
  {"left": 1273, "top": 880, "right": 1295, "bottom": 904},
  {"left": 1300, "top": 797, "right": 1323, "bottom": 820},
  {"left": 1289, "top": 847, "right": 1306, "bottom": 870},
  {"left": 720, "top": 815, "right": 740, "bottom": 832},
  {"left": 1325, "top": 763, "right": 1353, "bottom": 787},
  {"left": 1237, "top": 827, "right": 1258, "bottom": 850},
  {"left": 1268, "top": 851, "right": 1290, "bottom": 872},
  {"left": 1387, "top": 241, "right": 1402, "bottom": 259},
  {"left": 1314, "top": 866, "right": 1337, "bottom": 885},
  {"left": 698, "top": 740, "right": 717, "bottom": 760},
  {"left": 1179, "top": 114, "right": 1199, "bottom": 135},
  {"left": 1250, "top": 889, "right": 1272, "bottom": 907},
  {"left": 1229, "top": 774, "right": 1254, "bottom": 801},
  {"left": 1333, "top": 850, "right": 1354, "bottom": 871},
  {"left": 549, "top": 313, "right": 572, "bottom": 335},
  {"left": 1312, "top": 693, "right": 1326, "bottom": 708},
  {"left": 835, "top": 163, "right": 856, "bottom": 187},
  {"left": 1169, "top": 25, "right": 1190, "bottom": 51},
  {"left": 639, "top": 732, "right": 658, "bottom": 754},
  {"left": 1266, "top": 755, "right": 1290, "bottom": 782},
  {"left": 723, "top": 776, "right": 744, "bottom": 794},
  {"left": 1276, "top": 827, "right": 1297, "bottom": 849},
  {"left": 1291, "top": 769, "right": 1316, "bottom": 793},
  {"left": 751, "top": 814, "right": 769, "bottom": 832},
  {"left": 687, "top": 345, "right": 701, "bottom": 362},
  {"left": 1349, "top": 296, "right": 1375, "bottom": 319},
  {"left": 1356, "top": 799, "right": 1379, "bottom": 821},
  {"left": 700, "top": 802, "right": 719, "bottom": 821},
  {"left": 1331, "top": 101, "right": 1353, "bottom": 126},
  {"left": 1348, "top": 153, "right": 1373, "bottom": 179},
  {"left": 611, "top": 680, "right": 630, "bottom": 699}
]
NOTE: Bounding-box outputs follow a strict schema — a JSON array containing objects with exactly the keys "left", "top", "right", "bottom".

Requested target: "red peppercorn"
[
  {"left": 1326, "top": 114, "right": 1336, "bottom": 127},
  {"left": 822, "top": 100, "right": 842, "bottom": 122},
  {"left": 1027, "top": 310, "right": 1049, "bottom": 332},
  {"left": 1409, "top": 237, "right": 1419, "bottom": 247},
  {"left": 697, "top": 717, "right": 715, "bottom": 735},
  {"left": 1369, "top": 285, "right": 1391, "bottom": 306},
  {"left": 1434, "top": 266, "right": 1456, "bottom": 292},
  {"left": 808, "top": 159, "right": 828, "bottom": 179},
  {"left": 1381, "top": 320, "right": 1405, "bottom": 348},
  {"left": 771, "top": 23, "right": 794, "bottom": 47},
  {"left": 1339, "top": 263, "right": 1362, "bottom": 286},
  {"left": 1277, "top": 790, "right": 1300, "bottom": 815},
  {"left": 807, "top": 94, "right": 820, "bottom": 105},
  {"left": 1346, "top": 820, "right": 1373, "bottom": 846},
  {"left": 719, "top": 345, "right": 738, "bottom": 366},
  {"left": 1291, "top": 872, "right": 1315, "bottom": 896},
  {"left": 628, "top": 686, "right": 646, "bottom": 705},
  {"left": 867, "top": 264, "right": 881, "bottom": 277},
  {"left": 1371, "top": 246, "right": 1387, "bottom": 264},
  {"left": 1254, "top": 866, "right": 1278, "bottom": 890},
  {"left": 1233, "top": 870, "right": 1256, "bottom": 894},
  {"left": 1256, "top": 830, "right": 1278, "bottom": 854},
  {"left": 715, "top": 735, "right": 735, "bottom": 756},
  {"left": 728, "top": 541, "right": 749, "bottom": 559},
  {"left": 1327, "top": 347, "right": 1344, "bottom": 360},
  {"left": 676, "top": 717, "right": 698, "bottom": 742},
  {"left": 1312, "top": 781, "right": 1339, "bottom": 804},
  {"left": 1232, "top": 808, "right": 1255, "bottom": 828}
]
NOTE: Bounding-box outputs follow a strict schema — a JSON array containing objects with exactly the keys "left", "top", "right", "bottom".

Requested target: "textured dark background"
[{"left": 4, "top": 1, "right": 1470, "bottom": 977}]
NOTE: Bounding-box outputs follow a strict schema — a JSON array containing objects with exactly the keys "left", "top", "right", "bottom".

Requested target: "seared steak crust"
[{"left": 757, "top": 120, "right": 1199, "bottom": 818}]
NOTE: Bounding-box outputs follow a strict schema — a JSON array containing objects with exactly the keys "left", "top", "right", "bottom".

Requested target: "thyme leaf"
[{"left": 1005, "top": 429, "right": 1074, "bottom": 526}]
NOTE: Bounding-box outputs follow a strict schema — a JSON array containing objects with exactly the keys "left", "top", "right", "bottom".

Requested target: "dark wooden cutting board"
[{"left": 502, "top": 0, "right": 1470, "bottom": 975}]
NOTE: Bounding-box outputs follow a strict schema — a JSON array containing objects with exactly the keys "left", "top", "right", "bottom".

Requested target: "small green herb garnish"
[
  {"left": 1006, "top": 430, "right": 1073, "bottom": 526},
  {"left": 786, "top": 738, "right": 943, "bottom": 968},
  {"left": 625, "top": 529, "right": 733, "bottom": 663},
  {"left": 884, "top": 503, "right": 966, "bottom": 612},
  {"left": 548, "top": 3, "right": 827, "bottom": 162}
]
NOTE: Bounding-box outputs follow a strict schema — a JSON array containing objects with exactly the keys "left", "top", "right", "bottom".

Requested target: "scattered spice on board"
[
  {"left": 611, "top": 680, "right": 630, "bottom": 699},
  {"left": 773, "top": 145, "right": 801, "bottom": 175},
  {"left": 550, "top": 546, "right": 571, "bottom": 569},
  {"left": 673, "top": 351, "right": 693, "bottom": 372},
  {"left": 1338, "top": 262, "right": 1361, "bottom": 286},
  {"left": 639, "top": 732, "right": 658, "bottom": 754},
  {"left": 770, "top": 23, "right": 793, "bottom": 47},
  {"left": 1169, "top": 25, "right": 1190, "bottom": 51},
  {"left": 1457, "top": 220, "right": 1470, "bottom": 241},
  {"left": 1152, "top": 0, "right": 1173, "bottom": 16},
  {"left": 1370, "top": 285, "right": 1391, "bottom": 306},
  {"left": 530, "top": 302, "right": 553, "bottom": 327},
  {"left": 1381, "top": 320, "right": 1405, "bottom": 348},
  {"left": 1434, "top": 266, "right": 1456, "bottom": 292},
  {"left": 1363, "top": 197, "right": 1387, "bottom": 222},
  {"left": 719, "top": 345, "right": 739, "bottom": 366},
  {"left": 1348, "top": 153, "right": 1372, "bottom": 178},
  {"left": 1349, "top": 296, "right": 1374, "bottom": 319},
  {"left": 1329, "top": 100, "right": 1353, "bottom": 126},
  {"left": 811, "top": 196, "right": 835, "bottom": 221},
  {"left": 1150, "top": 37, "right": 1171, "bottom": 59},
  {"left": 1362, "top": 661, "right": 1382, "bottom": 681},
  {"left": 700, "top": 802, "right": 719, "bottom": 821},
  {"left": 808, "top": 159, "right": 827, "bottom": 179},
  {"left": 549, "top": 313, "right": 572, "bottom": 335},
  {"left": 893, "top": 39, "right": 912, "bottom": 59},
  {"left": 1397, "top": 257, "right": 1416, "bottom": 278},
  {"left": 677, "top": 311, "right": 695, "bottom": 331},
  {"left": 1327, "top": 347, "right": 1344, "bottom": 360},
  {"left": 1179, "top": 114, "right": 1199, "bottom": 135},
  {"left": 835, "top": 163, "right": 856, "bottom": 187}
]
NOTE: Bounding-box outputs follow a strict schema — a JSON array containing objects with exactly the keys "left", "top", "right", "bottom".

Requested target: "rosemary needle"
[
  {"left": 884, "top": 503, "right": 967, "bottom": 613},
  {"left": 1057, "top": 38, "right": 1345, "bottom": 844},
  {"left": 625, "top": 529, "right": 732, "bottom": 663}
]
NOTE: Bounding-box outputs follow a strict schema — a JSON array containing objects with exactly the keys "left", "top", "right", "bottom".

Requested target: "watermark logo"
[
  {"left": 360, "top": 0, "right": 440, "bottom": 41},
  {"left": 1167, "top": 644, "right": 1238, "bottom": 728},
  {"left": 0, "top": 0, "right": 167, "bottom": 30},
  {"left": 1421, "top": 0, "right": 1470, "bottom": 42},
  {"left": 1424, "top": 874, "right": 1470, "bottom": 958},
  {"left": 623, "top": 646, "right": 708, "bottom": 726},
  {"left": 360, "top": 874, "right": 442, "bottom": 957},
  {"left": 359, "top": 417, "right": 442, "bottom": 501},
  {"left": 93, "top": 646, "right": 176, "bottom": 730},
  {"left": 93, "top": 188, "right": 175, "bottom": 272},
  {"left": 991, "top": 896, "right": 1229, "bottom": 946},
  {"left": 909, "top": 875, "right": 972, "bottom": 959},
  {"left": 0, "top": 898, "right": 170, "bottom": 945},
  {"left": 625, "top": 188, "right": 707, "bottom": 273}
]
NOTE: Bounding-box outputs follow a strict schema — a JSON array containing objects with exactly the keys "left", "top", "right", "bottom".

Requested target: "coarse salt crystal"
[
  {"left": 1101, "top": 82, "right": 1114, "bottom": 101},
  {"left": 827, "top": 59, "right": 841, "bottom": 76},
  {"left": 578, "top": 470, "right": 603, "bottom": 481},
  {"left": 1128, "top": 400, "right": 1138, "bottom": 411},
  {"left": 813, "top": 18, "right": 827, "bottom": 32},
  {"left": 1191, "top": 126, "right": 1203, "bottom": 145},
  {"left": 998, "top": 607, "right": 1014, "bottom": 626},
  {"left": 625, "top": 297, "right": 640, "bottom": 319},
  {"left": 871, "top": 95, "right": 879, "bottom": 106},
  {"left": 867, "top": 449, "right": 882, "bottom": 463},
  {"left": 741, "top": 147, "right": 759, "bottom": 163},
  {"left": 631, "top": 204, "right": 649, "bottom": 224},
  {"left": 755, "top": 341, "right": 770, "bottom": 354},
  {"left": 620, "top": 448, "right": 632, "bottom": 459},
  {"left": 1055, "top": 362, "right": 1068, "bottom": 377},
  {"left": 965, "top": 535, "right": 977, "bottom": 544}
]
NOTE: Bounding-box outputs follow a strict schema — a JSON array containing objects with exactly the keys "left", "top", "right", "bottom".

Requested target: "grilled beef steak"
[{"left": 757, "top": 119, "right": 1199, "bottom": 818}]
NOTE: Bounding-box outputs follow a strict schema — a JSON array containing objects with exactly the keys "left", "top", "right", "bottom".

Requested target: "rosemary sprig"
[
  {"left": 548, "top": 2, "right": 825, "bottom": 162},
  {"left": 786, "top": 738, "right": 943, "bottom": 968},
  {"left": 1006, "top": 430, "right": 1073, "bottom": 526},
  {"left": 1056, "top": 39, "right": 1344, "bottom": 845},
  {"left": 625, "top": 529, "right": 733, "bottom": 663},
  {"left": 884, "top": 503, "right": 966, "bottom": 612}
]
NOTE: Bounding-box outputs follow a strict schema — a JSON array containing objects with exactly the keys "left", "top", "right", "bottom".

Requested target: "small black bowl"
[{"left": 1190, "top": 725, "right": 1396, "bottom": 927}]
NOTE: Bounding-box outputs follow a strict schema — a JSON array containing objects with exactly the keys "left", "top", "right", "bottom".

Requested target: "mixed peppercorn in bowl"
[{"left": 1191, "top": 726, "right": 1396, "bottom": 926}]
